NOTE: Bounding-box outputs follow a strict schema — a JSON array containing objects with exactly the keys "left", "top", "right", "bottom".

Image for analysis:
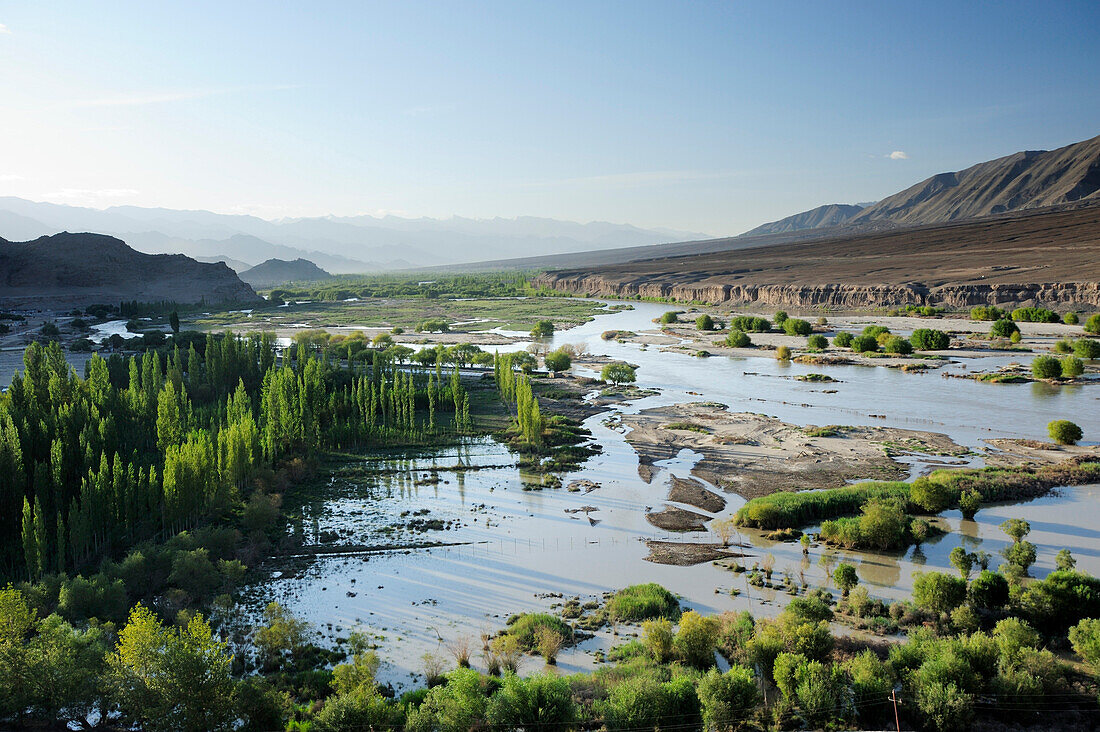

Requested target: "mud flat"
[
  {"left": 983, "top": 438, "right": 1100, "bottom": 467},
  {"left": 668, "top": 476, "right": 727, "bottom": 513},
  {"left": 644, "top": 540, "right": 739, "bottom": 566},
  {"left": 645, "top": 505, "right": 710, "bottom": 532},
  {"left": 623, "top": 402, "right": 969, "bottom": 498}
]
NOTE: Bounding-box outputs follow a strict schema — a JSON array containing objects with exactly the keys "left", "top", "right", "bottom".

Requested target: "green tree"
[
  {"left": 254, "top": 602, "right": 311, "bottom": 671},
  {"left": 724, "top": 330, "right": 751, "bottom": 348},
  {"left": 958, "top": 489, "right": 981, "bottom": 519},
  {"left": 833, "top": 331, "right": 853, "bottom": 348},
  {"left": 911, "top": 328, "right": 950, "bottom": 350},
  {"left": 659, "top": 311, "right": 680, "bottom": 325},
  {"left": 910, "top": 476, "right": 955, "bottom": 513},
  {"left": 486, "top": 673, "right": 576, "bottom": 730},
  {"left": 530, "top": 320, "right": 555, "bottom": 337},
  {"left": 673, "top": 610, "right": 718, "bottom": 669},
  {"left": 1085, "top": 313, "right": 1100, "bottom": 334},
  {"left": 314, "top": 688, "right": 402, "bottom": 732},
  {"left": 1001, "top": 518, "right": 1031, "bottom": 543},
  {"left": 108, "top": 605, "right": 235, "bottom": 732},
  {"left": 601, "top": 361, "right": 637, "bottom": 385},
  {"left": 850, "top": 334, "right": 878, "bottom": 353},
  {"left": 1055, "top": 549, "right": 1076, "bottom": 572},
  {"left": 1074, "top": 338, "right": 1100, "bottom": 358},
  {"left": 1030, "top": 355, "right": 1062, "bottom": 379},
  {"left": 696, "top": 314, "right": 715, "bottom": 330},
  {"left": 1069, "top": 618, "right": 1100, "bottom": 672},
  {"left": 990, "top": 319, "right": 1019, "bottom": 338},
  {"left": 949, "top": 547, "right": 975, "bottom": 580},
  {"left": 968, "top": 570, "right": 1009, "bottom": 610},
  {"left": 0, "top": 585, "right": 37, "bottom": 722},
  {"left": 806, "top": 334, "right": 827, "bottom": 350},
  {"left": 912, "top": 571, "right": 967, "bottom": 614},
  {"left": 1060, "top": 355, "right": 1084, "bottom": 377},
  {"left": 782, "top": 318, "right": 811, "bottom": 336},
  {"left": 169, "top": 311, "right": 180, "bottom": 334},
  {"left": 1048, "top": 419, "right": 1083, "bottom": 445},
  {"left": 774, "top": 311, "right": 789, "bottom": 324},
  {"left": 832, "top": 563, "right": 858, "bottom": 596},
  {"left": 884, "top": 336, "right": 913, "bottom": 354},
  {"left": 543, "top": 349, "right": 571, "bottom": 372},
  {"left": 697, "top": 666, "right": 759, "bottom": 732}
]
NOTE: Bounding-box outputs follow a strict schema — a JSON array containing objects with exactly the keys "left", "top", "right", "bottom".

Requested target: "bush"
[
  {"left": 1047, "top": 419, "right": 1082, "bottom": 445},
  {"left": 833, "top": 564, "right": 858, "bottom": 596},
  {"left": 315, "top": 689, "right": 402, "bottom": 732},
  {"left": 504, "top": 613, "right": 572, "bottom": 651},
  {"left": 601, "top": 362, "right": 636, "bottom": 385},
  {"left": 884, "top": 336, "right": 913, "bottom": 355},
  {"left": 1030, "top": 355, "right": 1062, "bottom": 379},
  {"left": 1069, "top": 618, "right": 1100, "bottom": 671},
  {"left": 1063, "top": 312, "right": 1079, "bottom": 325},
  {"left": 599, "top": 676, "right": 699, "bottom": 732},
  {"left": 911, "top": 328, "right": 950, "bottom": 350},
  {"left": 607, "top": 583, "right": 681, "bottom": 622},
  {"left": 806, "top": 334, "right": 828, "bottom": 350},
  {"left": 911, "top": 477, "right": 956, "bottom": 513},
  {"left": 416, "top": 318, "right": 449, "bottom": 333},
  {"left": 641, "top": 618, "right": 674, "bottom": 662},
  {"left": 674, "top": 611, "right": 719, "bottom": 669},
  {"left": 530, "top": 320, "right": 555, "bottom": 337},
  {"left": 1053, "top": 339, "right": 1074, "bottom": 354},
  {"left": 695, "top": 314, "right": 714, "bottom": 330},
  {"left": 970, "top": 306, "right": 1004, "bottom": 321},
  {"left": 697, "top": 667, "right": 760, "bottom": 732},
  {"left": 968, "top": 570, "right": 1009, "bottom": 610},
  {"left": 958, "top": 490, "right": 981, "bottom": 520},
  {"left": 912, "top": 572, "right": 967, "bottom": 614},
  {"left": 1011, "top": 307, "right": 1058, "bottom": 323},
  {"left": 730, "top": 315, "right": 771, "bottom": 333},
  {"left": 782, "top": 318, "right": 811, "bottom": 336},
  {"left": 850, "top": 335, "right": 879, "bottom": 353},
  {"left": 990, "top": 319, "right": 1019, "bottom": 338},
  {"left": 1073, "top": 338, "right": 1100, "bottom": 358},
  {"left": 774, "top": 311, "right": 789, "bottom": 324},
  {"left": 543, "top": 350, "right": 571, "bottom": 373},
  {"left": 775, "top": 345, "right": 791, "bottom": 361},
  {"left": 659, "top": 311, "right": 680, "bottom": 325},
  {"left": 486, "top": 673, "right": 576, "bottom": 730},
  {"left": 833, "top": 331, "right": 853, "bottom": 348},
  {"left": 724, "top": 330, "right": 751, "bottom": 348},
  {"left": 1060, "top": 355, "right": 1084, "bottom": 377},
  {"left": 406, "top": 667, "right": 494, "bottom": 732},
  {"left": 1085, "top": 314, "right": 1100, "bottom": 334}
]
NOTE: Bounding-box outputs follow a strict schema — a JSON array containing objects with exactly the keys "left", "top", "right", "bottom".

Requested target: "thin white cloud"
[
  {"left": 0, "top": 23, "right": 11, "bottom": 35},
  {"left": 888, "top": 150, "right": 909, "bottom": 160},
  {"left": 65, "top": 84, "right": 297, "bottom": 108}
]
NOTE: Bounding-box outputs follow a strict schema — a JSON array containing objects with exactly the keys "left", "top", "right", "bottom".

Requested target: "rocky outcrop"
[
  {"left": 0, "top": 232, "right": 262, "bottom": 305},
  {"left": 534, "top": 273, "right": 1100, "bottom": 309}
]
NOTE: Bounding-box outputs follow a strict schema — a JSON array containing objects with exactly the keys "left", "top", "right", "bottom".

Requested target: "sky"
[{"left": 0, "top": 1, "right": 1098, "bottom": 236}]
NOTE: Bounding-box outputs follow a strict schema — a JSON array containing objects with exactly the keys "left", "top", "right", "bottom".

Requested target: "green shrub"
[
  {"left": 806, "top": 334, "right": 828, "bottom": 350},
  {"left": 1063, "top": 312, "right": 1079, "bottom": 325},
  {"left": 530, "top": 320, "right": 555, "bottom": 337},
  {"left": 730, "top": 315, "right": 771, "bottom": 333},
  {"left": 543, "top": 349, "right": 571, "bottom": 372},
  {"left": 775, "top": 345, "right": 791, "bottom": 361},
  {"left": 850, "top": 334, "right": 879, "bottom": 353},
  {"left": 486, "top": 673, "right": 576, "bottom": 730},
  {"left": 599, "top": 676, "right": 699, "bottom": 732},
  {"left": 659, "top": 311, "right": 680, "bottom": 325},
  {"left": 912, "top": 572, "right": 967, "bottom": 614},
  {"left": 1047, "top": 419, "right": 1082, "bottom": 445},
  {"left": 1073, "top": 338, "right": 1100, "bottom": 358},
  {"left": 315, "top": 689, "right": 402, "bottom": 732},
  {"left": 911, "top": 477, "right": 956, "bottom": 513},
  {"left": 504, "top": 613, "right": 572, "bottom": 651},
  {"left": 990, "top": 319, "right": 1019, "bottom": 338},
  {"left": 697, "top": 667, "right": 759, "bottom": 732},
  {"left": 406, "top": 668, "right": 495, "bottom": 732},
  {"left": 1017, "top": 570, "right": 1100, "bottom": 633},
  {"left": 782, "top": 318, "right": 812, "bottom": 336},
  {"left": 968, "top": 570, "right": 1009, "bottom": 610},
  {"left": 1069, "top": 618, "right": 1100, "bottom": 671},
  {"left": 970, "top": 306, "right": 1004, "bottom": 321},
  {"left": 674, "top": 611, "right": 719, "bottom": 669},
  {"left": 833, "top": 564, "right": 858, "bottom": 596},
  {"left": 1011, "top": 307, "right": 1058, "bottom": 323},
  {"left": 911, "top": 328, "right": 950, "bottom": 350},
  {"left": 606, "top": 583, "right": 681, "bottom": 622},
  {"left": 1030, "top": 355, "right": 1062, "bottom": 379},
  {"left": 884, "top": 336, "right": 913, "bottom": 355},
  {"left": 1060, "top": 355, "right": 1084, "bottom": 377},
  {"left": 695, "top": 314, "right": 714, "bottom": 330},
  {"left": 724, "top": 330, "right": 751, "bottom": 348},
  {"left": 415, "top": 318, "right": 450, "bottom": 333},
  {"left": 774, "top": 311, "right": 789, "bottom": 324},
  {"left": 601, "top": 362, "right": 636, "bottom": 384},
  {"left": 1085, "top": 314, "right": 1100, "bottom": 334},
  {"left": 862, "top": 325, "right": 890, "bottom": 339},
  {"left": 958, "top": 490, "right": 981, "bottom": 520},
  {"left": 833, "top": 331, "right": 853, "bottom": 348}
]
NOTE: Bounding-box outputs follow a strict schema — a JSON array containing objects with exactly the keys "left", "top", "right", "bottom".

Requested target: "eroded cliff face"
[{"left": 533, "top": 273, "right": 1100, "bottom": 310}]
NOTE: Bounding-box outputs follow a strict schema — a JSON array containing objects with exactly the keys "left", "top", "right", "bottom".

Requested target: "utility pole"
[{"left": 890, "top": 689, "right": 901, "bottom": 732}]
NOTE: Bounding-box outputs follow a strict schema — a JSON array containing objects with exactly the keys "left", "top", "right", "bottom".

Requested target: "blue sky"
[{"left": 0, "top": 1, "right": 1098, "bottom": 235}]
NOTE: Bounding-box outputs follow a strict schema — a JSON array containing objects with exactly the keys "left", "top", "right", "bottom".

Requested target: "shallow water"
[{"left": 252, "top": 300, "right": 1100, "bottom": 688}]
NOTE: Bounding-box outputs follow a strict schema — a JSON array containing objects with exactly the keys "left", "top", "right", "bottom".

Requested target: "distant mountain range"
[
  {"left": 741, "top": 133, "right": 1100, "bottom": 237},
  {"left": 239, "top": 258, "right": 333, "bottom": 289},
  {"left": 0, "top": 233, "right": 261, "bottom": 306},
  {"left": 0, "top": 197, "right": 709, "bottom": 274}
]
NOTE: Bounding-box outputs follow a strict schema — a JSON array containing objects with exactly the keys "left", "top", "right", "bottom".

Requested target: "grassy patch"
[
  {"left": 803, "top": 425, "right": 847, "bottom": 437},
  {"left": 606, "top": 583, "right": 681, "bottom": 622},
  {"left": 662, "top": 422, "right": 710, "bottom": 434},
  {"left": 795, "top": 373, "right": 838, "bottom": 383},
  {"left": 503, "top": 613, "right": 575, "bottom": 650}
]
